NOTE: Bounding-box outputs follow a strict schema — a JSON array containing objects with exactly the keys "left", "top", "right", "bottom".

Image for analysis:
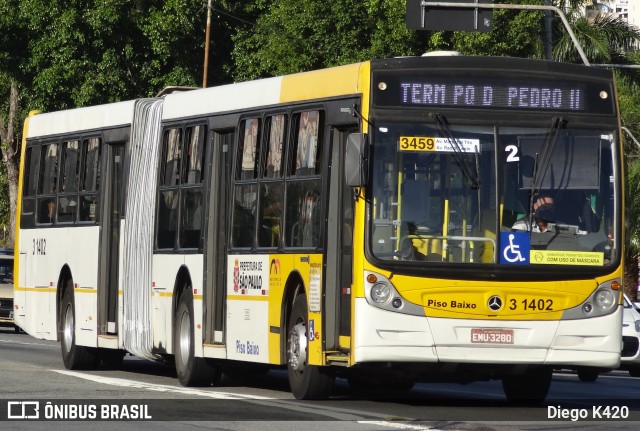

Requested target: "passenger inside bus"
[
  {"left": 512, "top": 195, "right": 555, "bottom": 233},
  {"left": 38, "top": 198, "right": 55, "bottom": 224}
]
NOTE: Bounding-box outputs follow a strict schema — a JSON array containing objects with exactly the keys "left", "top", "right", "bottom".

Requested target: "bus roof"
[
  {"left": 162, "top": 62, "right": 367, "bottom": 121},
  {"left": 26, "top": 100, "right": 137, "bottom": 138}
]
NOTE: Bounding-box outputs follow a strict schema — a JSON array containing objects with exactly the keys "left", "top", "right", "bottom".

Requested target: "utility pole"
[
  {"left": 202, "top": 0, "right": 212, "bottom": 88},
  {"left": 544, "top": 0, "right": 552, "bottom": 60}
]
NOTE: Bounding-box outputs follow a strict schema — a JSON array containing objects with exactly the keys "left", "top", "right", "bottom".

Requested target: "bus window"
[
  {"left": 162, "top": 128, "right": 182, "bottom": 186},
  {"left": 36, "top": 143, "right": 58, "bottom": 224},
  {"left": 232, "top": 184, "right": 257, "bottom": 248},
  {"left": 238, "top": 118, "right": 260, "bottom": 180},
  {"left": 180, "top": 188, "right": 203, "bottom": 249},
  {"left": 21, "top": 146, "right": 38, "bottom": 227},
  {"left": 292, "top": 111, "right": 322, "bottom": 176},
  {"left": 177, "top": 125, "right": 206, "bottom": 249},
  {"left": 285, "top": 180, "right": 322, "bottom": 248},
  {"left": 38, "top": 143, "right": 58, "bottom": 195},
  {"left": 183, "top": 125, "right": 205, "bottom": 184},
  {"left": 258, "top": 182, "right": 283, "bottom": 248},
  {"left": 57, "top": 140, "right": 80, "bottom": 223},
  {"left": 79, "top": 138, "right": 101, "bottom": 222},
  {"left": 263, "top": 114, "right": 286, "bottom": 178}
]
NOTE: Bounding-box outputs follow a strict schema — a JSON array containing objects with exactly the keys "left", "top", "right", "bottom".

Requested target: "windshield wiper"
[
  {"left": 527, "top": 116, "right": 565, "bottom": 231},
  {"left": 432, "top": 113, "right": 481, "bottom": 190}
]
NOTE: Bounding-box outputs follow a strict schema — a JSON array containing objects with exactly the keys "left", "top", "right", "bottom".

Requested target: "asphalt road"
[{"left": 0, "top": 325, "right": 639, "bottom": 431}]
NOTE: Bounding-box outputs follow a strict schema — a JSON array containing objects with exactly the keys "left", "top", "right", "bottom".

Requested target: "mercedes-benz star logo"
[{"left": 488, "top": 295, "right": 503, "bottom": 311}]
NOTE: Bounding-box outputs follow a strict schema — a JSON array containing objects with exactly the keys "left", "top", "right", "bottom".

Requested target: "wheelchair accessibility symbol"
[{"left": 500, "top": 232, "right": 530, "bottom": 265}]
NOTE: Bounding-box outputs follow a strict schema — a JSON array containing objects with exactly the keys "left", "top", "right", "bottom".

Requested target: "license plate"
[{"left": 471, "top": 328, "right": 514, "bottom": 344}]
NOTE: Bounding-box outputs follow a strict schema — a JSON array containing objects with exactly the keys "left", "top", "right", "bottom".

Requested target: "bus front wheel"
[
  {"left": 286, "top": 294, "right": 333, "bottom": 399},
  {"left": 173, "top": 287, "right": 218, "bottom": 387},
  {"left": 60, "top": 285, "right": 98, "bottom": 370},
  {"left": 502, "top": 367, "right": 552, "bottom": 405}
]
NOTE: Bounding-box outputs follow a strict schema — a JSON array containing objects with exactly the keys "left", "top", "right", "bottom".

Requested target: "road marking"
[
  {"left": 51, "top": 370, "right": 402, "bottom": 421},
  {"left": 0, "top": 338, "right": 58, "bottom": 348},
  {"left": 358, "top": 421, "right": 442, "bottom": 431},
  {"left": 53, "top": 369, "right": 269, "bottom": 400}
]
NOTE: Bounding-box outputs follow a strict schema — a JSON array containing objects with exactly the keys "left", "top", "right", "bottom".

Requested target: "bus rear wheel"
[
  {"left": 60, "top": 285, "right": 98, "bottom": 370},
  {"left": 502, "top": 367, "right": 552, "bottom": 405},
  {"left": 287, "top": 294, "right": 333, "bottom": 399},
  {"left": 174, "top": 287, "right": 218, "bottom": 387}
]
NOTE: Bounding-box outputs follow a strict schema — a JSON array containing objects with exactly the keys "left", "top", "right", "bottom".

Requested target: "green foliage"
[
  {"left": 429, "top": 8, "right": 544, "bottom": 58},
  {"left": 231, "top": 0, "right": 430, "bottom": 81},
  {"left": 0, "top": 0, "right": 234, "bottom": 112}
]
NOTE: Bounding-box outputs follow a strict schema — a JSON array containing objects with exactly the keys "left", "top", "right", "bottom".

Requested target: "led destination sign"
[
  {"left": 374, "top": 73, "right": 614, "bottom": 114},
  {"left": 400, "top": 82, "right": 583, "bottom": 111}
]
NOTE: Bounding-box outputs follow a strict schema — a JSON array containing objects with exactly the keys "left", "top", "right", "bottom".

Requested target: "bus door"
[
  {"left": 98, "top": 133, "right": 127, "bottom": 336},
  {"left": 324, "top": 99, "right": 359, "bottom": 351},
  {"left": 203, "top": 127, "right": 234, "bottom": 344}
]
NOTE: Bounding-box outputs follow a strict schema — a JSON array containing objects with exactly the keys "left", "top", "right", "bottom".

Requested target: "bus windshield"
[{"left": 369, "top": 121, "right": 617, "bottom": 269}]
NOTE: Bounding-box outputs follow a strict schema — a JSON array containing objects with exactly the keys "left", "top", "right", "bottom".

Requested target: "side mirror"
[{"left": 345, "top": 133, "right": 368, "bottom": 187}]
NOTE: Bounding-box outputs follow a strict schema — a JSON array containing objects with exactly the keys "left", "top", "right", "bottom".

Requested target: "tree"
[
  {"left": 553, "top": 1, "right": 640, "bottom": 67},
  {"left": 0, "top": 77, "right": 19, "bottom": 247},
  {"left": 231, "top": 0, "right": 429, "bottom": 81},
  {"left": 0, "top": 0, "right": 246, "bottom": 248}
]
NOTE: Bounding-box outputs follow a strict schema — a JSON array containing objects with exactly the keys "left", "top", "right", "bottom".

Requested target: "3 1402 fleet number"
[{"left": 509, "top": 298, "right": 553, "bottom": 311}]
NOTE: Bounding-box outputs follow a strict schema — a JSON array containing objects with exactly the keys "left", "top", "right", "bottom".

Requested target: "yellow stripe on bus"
[
  {"left": 279, "top": 62, "right": 365, "bottom": 103},
  {"left": 14, "top": 286, "right": 56, "bottom": 293},
  {"left": 227, "top": 295, "right": 269, "bottom": 302}
]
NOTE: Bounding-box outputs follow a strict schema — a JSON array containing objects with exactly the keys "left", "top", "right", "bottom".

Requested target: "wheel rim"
[
  {"left": 178, "top": 308, "right": 191, "bottom": 365},
  {"left": 63, "top": 302, "right": 73, "bottom": 353},
  {"left": 288, "top": 319, "right": 307, "bottom": 372}
]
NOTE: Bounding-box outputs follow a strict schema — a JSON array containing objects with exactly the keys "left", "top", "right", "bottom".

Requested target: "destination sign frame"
[{"left": 373, "top": 72, "right": 615, "bottom": 114}]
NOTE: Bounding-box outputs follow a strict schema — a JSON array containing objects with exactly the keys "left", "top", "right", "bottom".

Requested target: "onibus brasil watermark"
[{"left": 7, "top": 401, "right": 151, "bottom": 420}]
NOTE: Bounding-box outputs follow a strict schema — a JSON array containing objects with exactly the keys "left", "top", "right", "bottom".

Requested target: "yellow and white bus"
[{"left": 15, "top": 54, "right": 623, "bottom": 403}]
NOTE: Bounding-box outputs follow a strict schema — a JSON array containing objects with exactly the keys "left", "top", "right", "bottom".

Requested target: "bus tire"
[
  {"left": 287, "top": 294, "right": 333, "bottom": 400},
  {"left": 577, "top": 368, "right": 599, "bottom": 382},
  {"left": 174, "top": 288, "right": 217, "bottom": 387},
  {"left": 60, "top": 286, "right": 98, "bottom": 370},
  {"left": 629, "top": 367, "right": 640, "bottom": 378},
  {"left": 502, "top": 367, "right": 552, "bottom": 405}
]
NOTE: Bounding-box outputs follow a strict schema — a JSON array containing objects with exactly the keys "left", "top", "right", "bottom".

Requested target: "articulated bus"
[{"left": 15, "top": 54, "right": 623, "bottom": 403}]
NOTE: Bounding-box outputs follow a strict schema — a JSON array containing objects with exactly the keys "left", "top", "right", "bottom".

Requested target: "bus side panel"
[
  {"left": 67, "top": 226, "right": 100, "bottom": 348},
  {"left": 267, "top": 253, "right": 296, "bottom": 365},
  {"left": 21, "top": 227, "right": 67, "bottom": 339},
  {"left": 151, "top": 254, "right": 207, "bottom": 356},
  {"left": 226, "top": 254, "right": 270, "bottom": 363},
  {"left": 152, "top": 254, "right": 183, "bottom": 354}
]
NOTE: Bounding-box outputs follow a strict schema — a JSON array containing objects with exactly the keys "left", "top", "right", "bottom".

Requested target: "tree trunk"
[{"left": 0, "top": 81, "right": 20, "bottom": 248}]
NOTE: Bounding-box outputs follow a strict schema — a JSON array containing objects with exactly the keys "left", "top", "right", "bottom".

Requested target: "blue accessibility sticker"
[
  {"left": 500, "top": 231, "right": 530, "bottom": 265},
  {"left": 309, "top": 319, "right": 315, "bottom": 341}
]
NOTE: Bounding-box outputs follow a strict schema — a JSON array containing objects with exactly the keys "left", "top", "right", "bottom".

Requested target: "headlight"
[
  {"left": 363, "top": 271, "right": 424, "bottom": 316},
  {"left": 371, "top": 283, "right": 391, "bottom": 303},
  {"left": 635, "top": 320, "right": 640, "bottom": 333},
  {"left": 594, "top": 288, "right": 616, "bottom": 311},
  {"left": 562, "top": 279, "right": 621, "bottom": 320}
]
